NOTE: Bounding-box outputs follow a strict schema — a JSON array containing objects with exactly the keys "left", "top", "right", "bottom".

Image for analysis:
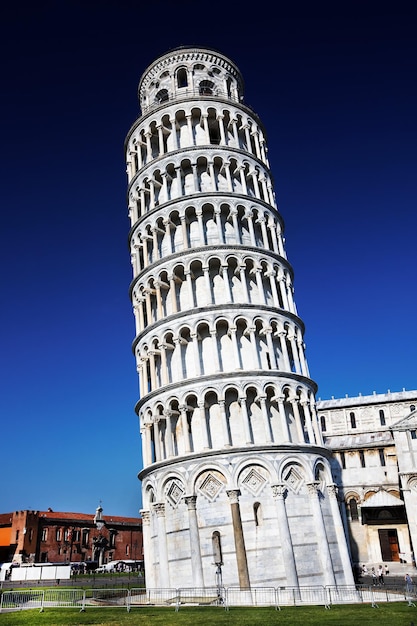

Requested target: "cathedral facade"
[
  {"left": 317, "top": 389, "right": 417, "bottom": 569},
  {"left": 125, "top": 46, "right": 356, "bottom": 589}
]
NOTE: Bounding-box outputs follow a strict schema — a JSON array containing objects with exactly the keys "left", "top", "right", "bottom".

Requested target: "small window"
[
  {"left": 411, "top": 430, "right": 417, "bottom": 440},
  {"left": 253, "top": 502, "right": 262, "bottom": 526},
  {"left": 212, "top": 531, "right": 223, "bottom": 565},
  {"left": 320, "top": 415, "right": 326, "bottom": 432},
  {"left": 41, "top": 528, "right": 48, "bottom": 542},
  {"left": 410, "top": 405, "right": 416, "bottom": 412},
  {"left": 15, "top": 530, "right": 19, "bottom": 541},
  {"left": 340, "top": 451, "right": 346, "bottom": 469},
  {"left": 359, "top": 450, "right": 366, "bottom": 467},
  {"left": 348, "top": 498, "right": 359, "bottom": 521},
  {"left": 56, "top": 529, "right": 61, "bottom": 541},
  {"left": 379, "top": 409, "right": 386, "bottom": 426},
  {"left": 379, "top": 449, "right": 386, "bottom": 466},
  {"left": 350, "top": 412, "right": 356, "bottom": 429}
]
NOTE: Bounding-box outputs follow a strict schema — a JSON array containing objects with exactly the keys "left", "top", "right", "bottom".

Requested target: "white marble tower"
[{"left": 125, "top": 46, "right": 354, "bottom": 589}]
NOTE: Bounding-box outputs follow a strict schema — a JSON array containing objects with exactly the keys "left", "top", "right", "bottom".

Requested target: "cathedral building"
[
  {"left": 125, "top": 46, "right": 356, "bottom": 589},
  {"left": 317, "top": 389, "right": 417, "bottom": 568}
]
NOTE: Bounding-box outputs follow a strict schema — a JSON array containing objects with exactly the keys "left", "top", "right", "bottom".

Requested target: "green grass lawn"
[{"left": 0, "top": 604, "right": 416, "bottom": 625}]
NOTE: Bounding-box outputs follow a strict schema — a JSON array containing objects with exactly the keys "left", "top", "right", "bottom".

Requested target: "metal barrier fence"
[{"left": 1, "top": 584, "right": 415, "bottom": 613}]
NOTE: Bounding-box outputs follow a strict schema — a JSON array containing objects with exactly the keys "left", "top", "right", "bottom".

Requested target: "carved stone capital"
[
  {"left": 183, "top": 495, "right": 197, "bottom": 510},
  {"left": 272, "top": 484, "right": 287, "bottom": 500},
  {"left": 226, "top": 489, "right": 241, "bottom": 504},
  {"left": 152, "top": 502, "right": 165, "bottom": 517},
  {"left": 306, "top": 481, "right": 320, "bottom": 497}
]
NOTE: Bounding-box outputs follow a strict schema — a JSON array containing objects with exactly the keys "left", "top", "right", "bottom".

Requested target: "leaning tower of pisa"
[{"left": 125, "top": 46, "right": 354, "bottom": 589}]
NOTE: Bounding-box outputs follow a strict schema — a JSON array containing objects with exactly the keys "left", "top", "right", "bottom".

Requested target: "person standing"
[
  {"left": 405, "top": 573, "right": 413, "bottom": 593},
  {"left": 371, "top": 568, "right": 378, "bottom": 586},
  {"left": 378, "top": 565, "right": 384, "bottom": 585},
  {"left": 384, "top": 564, "right": 389, "bottom": 576}
]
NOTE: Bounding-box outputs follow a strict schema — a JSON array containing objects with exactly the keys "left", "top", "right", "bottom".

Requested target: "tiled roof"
[
  {"left": 324, "top": 430, "right": 393, "bottom": 449},
  {"left": 38, "top": 511, "right": 141, "bottom": 524},
  {"left": 0, "top": 511, "right": 141, "bottom": 525},
  {"left": 0, "top": 513, "right": 13, "bottom": 526}
]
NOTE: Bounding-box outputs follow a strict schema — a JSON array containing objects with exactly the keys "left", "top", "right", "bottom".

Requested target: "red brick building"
[{"left": 0, "top": 507, "right": 142, "bottom": 567}]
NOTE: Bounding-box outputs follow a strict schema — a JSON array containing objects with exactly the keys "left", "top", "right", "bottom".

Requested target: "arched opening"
[
  {"left": 199, "top": 80, "right": 215, "bottom": 96},
  {"left": 155, "top": 89, "right": 169, "bottom": 104},
  {"left": 253, "top": 502, "right": 262, "bottom": 526},
  {"left": 177, "top": 68, "right": 188, "bottom": 88},
  {"left": 348, "top": 498, "right": 359, "bottom": 521},
  {"left": 212, "top": 531, "right": 223, "bottom": 565}
]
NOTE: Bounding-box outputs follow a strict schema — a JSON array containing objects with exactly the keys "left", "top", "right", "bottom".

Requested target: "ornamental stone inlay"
[
  {"left": 241, "top": 467, "right": 267, "bottom": 495},
  {"left": 198, "top": 473, "right": 224, "bottom": 502},
  {"left": 282, "top": 465, "right": 304, "bottom": 494},
  {"left": 166, "top": 480, "right": 185, "bottom": 508}
]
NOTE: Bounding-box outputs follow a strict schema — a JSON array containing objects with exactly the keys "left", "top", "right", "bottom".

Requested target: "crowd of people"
[{"left": 359, "top": 563, "right": 414, "bottom": 591}]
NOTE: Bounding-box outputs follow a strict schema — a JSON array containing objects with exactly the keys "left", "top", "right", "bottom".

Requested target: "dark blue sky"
[{"left": 1, "top": 2, "right": 416, "bottom": 517}]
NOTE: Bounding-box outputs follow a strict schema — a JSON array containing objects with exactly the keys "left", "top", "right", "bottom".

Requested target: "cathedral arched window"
[{"left": 320, "top": 415, "right": 326, "bottom": 431}]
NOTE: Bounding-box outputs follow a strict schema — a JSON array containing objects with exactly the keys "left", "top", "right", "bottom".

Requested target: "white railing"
[{"left": 0, "top": 584, "right": 415, "bottom": 613}]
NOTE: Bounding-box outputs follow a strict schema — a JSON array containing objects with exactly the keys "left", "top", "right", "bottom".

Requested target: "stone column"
[
  {"left": 152, "top": 417, "right": 161, "bottom": 461},
  {"left": 180, "top": 405, "right": 191, "bottom": 453},
  {"left": 259, "top": 395, "right": 272, "bottom": 442},
  {"left": 141, "top": 423, "right": 152, "bottom": 466},
  {"left": 301, "top": 400, "right": 315, "bottom": 444},
  {"left": 327, "top": 484, "right": 355, "bottom": 585},
  {"left": 152, "top": 503, "right": 170, "bottom": 587},
  {"left": 219, "top": 400, "right": 231, "bottom": 446},
  {"left": 306, "top": 482, "right": 336, "bottom": 586},
  {"left": 170, "top": 117, "right": 178, "bottom": 149},
  {"left": 184, "top": 496, "right": 204, "bottom": 587},
  {"left": 226, "top": 489, "right": 250, "bottom": 589},
  {"left": 140, "top": 510, "right": 155, "bottom": 588},
  {"left": 239, "top": 396, "right": 253, "bottom": 444},
  {"left": 163, "top": 410, "right": 174, "bottom": 458},
  {"left": 217, "top": 114, "right": 226, "bottom": 145},
  {"left": 290, "top": 398, "right": 306, "bottom": 443},
  {"left": 278, "top": 331, "right": 291, "bottom": 371},
  {"left": 272, "top": 485, "right": 298, "bottom": 587},
  {"left": 277, "top": 395, "right": 291, "bottom": 442},
  {"left": 198, "top": 401, "right": 210, "bottom": 449}
]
